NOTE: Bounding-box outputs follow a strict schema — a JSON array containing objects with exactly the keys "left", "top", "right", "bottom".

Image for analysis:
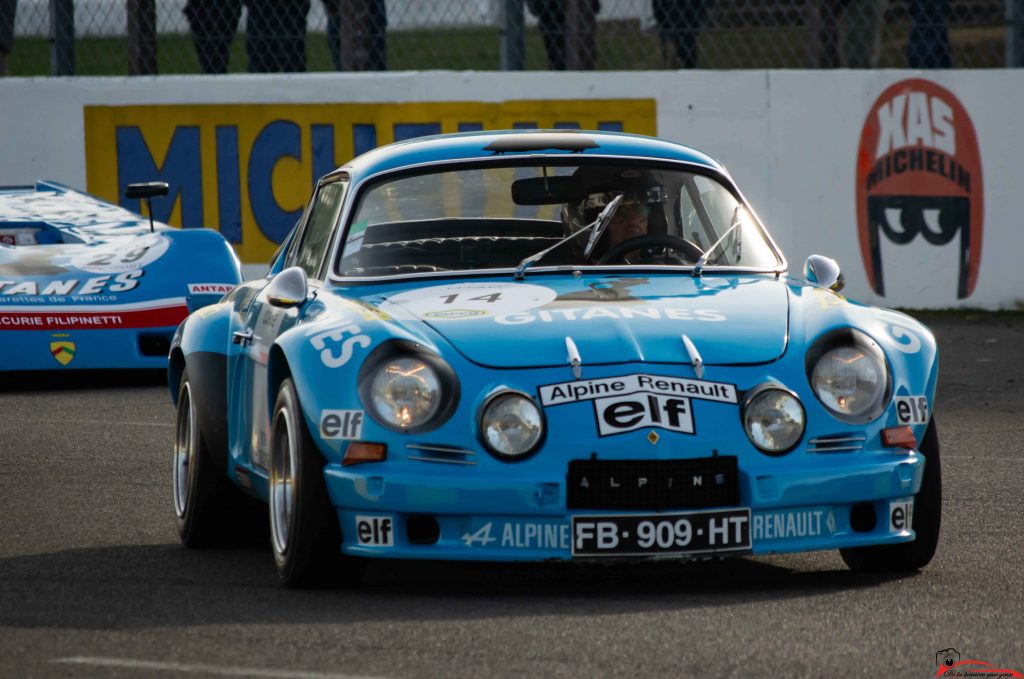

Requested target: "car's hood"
[{"left": 359, "top": 274, "right": 789, "bottom": 368}]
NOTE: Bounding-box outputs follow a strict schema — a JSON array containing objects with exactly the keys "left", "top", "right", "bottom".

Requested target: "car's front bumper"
[{"left": 323, "top": 451, "right": 924, "bottom": 561}]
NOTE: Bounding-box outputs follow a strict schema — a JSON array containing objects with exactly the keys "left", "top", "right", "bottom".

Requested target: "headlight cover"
[
  {"left": 358, "top": 340, "right": 460, "bottom": 434},
  {"left": 807, "top": 329, "right": 891, "bottom": 423},
  {"left": 369, "top": 357, "right": 441, "bottom": 430},
  {"left": 742, "top": 386, "right": 805, "bottom": 454},
  {"left": 479, "top": 391, "right": 544, "bottom": 460}
]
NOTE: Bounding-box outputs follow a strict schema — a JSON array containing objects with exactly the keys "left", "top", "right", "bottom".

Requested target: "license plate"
[{"left": 571, "top": 508, "right": 751, "bottom": 557}]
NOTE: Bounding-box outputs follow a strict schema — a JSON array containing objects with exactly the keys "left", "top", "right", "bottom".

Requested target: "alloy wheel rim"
[
  {"left": 270, "top": 406, "right": 297, "bottom": 556},
  {"left": 173, "top": 382, "right": 195, "bottom": 518}
]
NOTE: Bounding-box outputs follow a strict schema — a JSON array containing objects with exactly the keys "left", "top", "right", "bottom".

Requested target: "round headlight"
[
  {"left": 743, "top": 387, "right": 805, "bottom": 454},
  {"left": 369, "top": 357, "right": 442, "bottom": 429},
  {"left": 480, "top": 392, "right": 544, "bottom": 459},
  {"left": 811, "top": 345, "right": 887, "bottom": 419}
]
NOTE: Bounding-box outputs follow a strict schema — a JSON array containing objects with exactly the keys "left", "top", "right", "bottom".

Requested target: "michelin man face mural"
[{"left": 856, "top": 79, "right": 983, "bottom": 300}]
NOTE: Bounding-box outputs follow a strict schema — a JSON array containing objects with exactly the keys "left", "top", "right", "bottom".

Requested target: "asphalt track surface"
[{"left": 1, "top": 313, "right": 1022, "bottom": 679}]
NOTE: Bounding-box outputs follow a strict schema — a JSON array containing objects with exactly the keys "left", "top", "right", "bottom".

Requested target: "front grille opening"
[
  {"left": 567, "top": 457, "right": 740, "bottom": 510},
  {"left": 406, "top": 515, "right": 440, "bottom": 545},
  {"left": 138, "top": 334, "right": 171, "bottom": 357},
  {"left": 850, "top": 503, "right": 877, "bottom": 533}
]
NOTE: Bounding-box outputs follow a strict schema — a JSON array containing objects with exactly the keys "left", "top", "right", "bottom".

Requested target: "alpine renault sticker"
[{"left": 539, "top": 374, "right": 738, "bottom": 406}]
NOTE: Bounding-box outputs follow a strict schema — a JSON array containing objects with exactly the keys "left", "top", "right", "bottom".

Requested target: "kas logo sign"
[{"left": 856, "top": 79, "right": 983, "bottom": 300}]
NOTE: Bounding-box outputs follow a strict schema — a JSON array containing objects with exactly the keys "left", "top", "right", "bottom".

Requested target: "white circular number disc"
[
  {"left": 381, "top": 282, "right": 556, "bottom": 321},
  {"left": 71, "top": 233, "right": 170, "bottom": 273}
]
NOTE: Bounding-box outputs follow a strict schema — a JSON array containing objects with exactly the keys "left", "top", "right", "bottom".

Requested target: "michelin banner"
[
  {"left": 83, "top": 100, "right": 656, "bottom": 264},
  {"left": 1, "top": 70, "right": 1021, "bottom": 308}
]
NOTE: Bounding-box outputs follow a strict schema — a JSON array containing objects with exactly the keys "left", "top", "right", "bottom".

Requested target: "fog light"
[
  {"left": 343, "top": 441, "right": 387, "bottom": 466},
  {"left": 882, "top": 426, "right": 916, "bottom": 449}
]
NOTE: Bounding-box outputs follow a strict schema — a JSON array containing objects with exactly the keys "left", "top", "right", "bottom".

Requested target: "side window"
[{"left": 293, "top": 181, "right": 346, "bottom": 279}]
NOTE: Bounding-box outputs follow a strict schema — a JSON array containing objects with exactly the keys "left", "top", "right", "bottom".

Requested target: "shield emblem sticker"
[{"left": 50, "top": 341, "right": 76, "bottom": 366}]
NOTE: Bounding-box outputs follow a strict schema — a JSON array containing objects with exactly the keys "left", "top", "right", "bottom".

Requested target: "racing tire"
[
  {"left": 173, "top": 368, "right": 268, "bottom": 548},
  {"left": 269, "top": 378, "right": 364, "bottom": 588},
  {"left": 840, "top": 417, "right": 942, "bottom": 572}
]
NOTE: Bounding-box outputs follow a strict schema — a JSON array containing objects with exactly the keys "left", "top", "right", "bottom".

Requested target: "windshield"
[{"left": 337, "top": 161, "right": 781, "bottom": 277}]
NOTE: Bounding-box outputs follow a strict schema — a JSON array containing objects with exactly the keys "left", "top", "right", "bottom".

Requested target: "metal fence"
[{"left": 1, "top": 0, "right": 1021, "bottom": 77}]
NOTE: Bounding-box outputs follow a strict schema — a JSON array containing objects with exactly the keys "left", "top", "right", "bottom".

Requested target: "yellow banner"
[{"left": 84, "top": 100, "right": 657, "bottom": 263}]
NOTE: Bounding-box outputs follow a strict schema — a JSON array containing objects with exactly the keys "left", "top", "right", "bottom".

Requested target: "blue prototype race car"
[
  {"left": 0, "top": 181, "right": 241, "bottom": 370},
  {"left": 170, "top": 130, "right": 940, "bottom": 586}
]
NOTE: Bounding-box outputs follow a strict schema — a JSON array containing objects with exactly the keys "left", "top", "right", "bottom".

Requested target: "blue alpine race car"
[
  {"left": 0, "top": 181, "right": 241, "bottom": 370},
  {"left": 169, "top": 130, "right": 940, "bottom": 586}
]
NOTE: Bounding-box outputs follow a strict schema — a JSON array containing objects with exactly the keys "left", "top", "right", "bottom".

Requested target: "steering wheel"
[{"left": 597, "top": 234, "right": 703, "bottom": 265}]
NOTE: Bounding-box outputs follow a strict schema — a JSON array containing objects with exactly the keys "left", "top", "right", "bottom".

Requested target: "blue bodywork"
[
  {"left": 171, "top": 130, "right": 938, "bottom": 563},
  {"left": 0, "top": 181, "right": 241, "bottom": 370}
]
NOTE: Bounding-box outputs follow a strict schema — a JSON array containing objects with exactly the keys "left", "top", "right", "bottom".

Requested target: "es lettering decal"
[
  {"left": 355, "top": 515, "right": 394, "bottom": 546},
  {"left": 895, "top": 396, "right": 929, "bottom": 425},
  {"left": 319, "top": 409, "right": 364, "bottom": 440},
  {"left": 307, "top": 323, "right": 371, "bottom": 367}
]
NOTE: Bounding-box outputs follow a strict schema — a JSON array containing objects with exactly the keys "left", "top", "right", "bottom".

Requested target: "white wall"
[{"left": 0, "top": 70, "right": 1020, "bottom": 309}]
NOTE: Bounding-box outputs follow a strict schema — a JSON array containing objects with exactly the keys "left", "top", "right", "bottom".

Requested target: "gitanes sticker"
[{"left": 856, "top": 79, "right": 983, "bottom": 300}]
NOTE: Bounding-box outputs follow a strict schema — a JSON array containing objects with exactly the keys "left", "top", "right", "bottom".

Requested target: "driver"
[
  {"left": 605, "top": 194, "right": 649, "bottom": 251},
  {"left": 564, "top": 189, "right": 664, "bottom": 263}
]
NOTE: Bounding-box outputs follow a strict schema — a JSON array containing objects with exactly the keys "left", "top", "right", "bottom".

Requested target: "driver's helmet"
[{"left": 561, "top": 186, "right": 667, "bottom": 240}]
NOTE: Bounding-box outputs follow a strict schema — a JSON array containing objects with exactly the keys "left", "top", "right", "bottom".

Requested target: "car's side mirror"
[
  {"left": 125, "top": 182, "right": 170, "bottom": 200},
  {"left": 266, "top": 266, "right": 309, "bottom": 308},
  {"left": 804, "top": 254, "right": 845, "bottom": 292}
]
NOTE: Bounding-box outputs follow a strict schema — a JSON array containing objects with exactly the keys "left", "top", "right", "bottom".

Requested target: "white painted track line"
[{"left": 52, "top": 657, "right": 388, "bottom": 679}]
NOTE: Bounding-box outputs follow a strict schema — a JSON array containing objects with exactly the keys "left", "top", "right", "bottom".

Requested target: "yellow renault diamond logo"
[{"left": 50, "top": 341, "right": 76, "bottom": 366}]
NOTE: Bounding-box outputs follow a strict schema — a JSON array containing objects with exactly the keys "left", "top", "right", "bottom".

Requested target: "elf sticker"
[{"left": 856, "top": 79, "right": 983, "bottom": 300}]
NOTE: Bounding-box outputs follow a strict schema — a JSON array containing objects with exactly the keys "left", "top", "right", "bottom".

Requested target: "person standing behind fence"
[
  {"left": 525, "top": 0, "right": 600, "bottom": 70},
  {"left": 184, "top": 0, "right": 242, "bottom": 74},
  {"left": 651, "top": 0, "right": 708, "bottom": 69},
  {"left": 323, "top": 0, "right": 387, "bottom": 70},
  {"left": 907, "top": 0, "right": 951, "bottom": 67},
  {"left": 806, "top": 0, "right": 888, "bottom": 68},
  {"left": 0, "top": 0, "right": 16, "bottom": 76},
  {"left": 246, "top": 0, "right": 311, "bottom": 72}
]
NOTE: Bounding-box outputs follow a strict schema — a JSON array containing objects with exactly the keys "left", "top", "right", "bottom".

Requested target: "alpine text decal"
[{"left": 857, "top": 79, "right": 983, "bottom": 300}]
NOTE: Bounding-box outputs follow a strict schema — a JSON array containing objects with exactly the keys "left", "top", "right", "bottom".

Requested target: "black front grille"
[{"left": 567, "top": 457, "right": 740, "bottom": 510}]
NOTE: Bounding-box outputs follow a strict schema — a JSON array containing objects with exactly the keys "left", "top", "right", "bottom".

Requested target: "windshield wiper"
[
  {"left": 514, "top": 195, "right": 623, "bottom": 280},
  {"left": 692, "top": 206, "right": 742, "bottom": 278}
]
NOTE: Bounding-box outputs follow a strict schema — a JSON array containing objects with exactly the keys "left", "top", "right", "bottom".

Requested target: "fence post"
[
  {"left": 500, "top": 0, "right": 525, "bottom": 70},
  {"left": 127, "top": 0, "right": 157, "bottom": 75},
  {"left": 49, "top": 0, "right": 74, "bottom": 75},
  {"left": 1009, "top": 0, "right": 1024, "bottom": 66}
]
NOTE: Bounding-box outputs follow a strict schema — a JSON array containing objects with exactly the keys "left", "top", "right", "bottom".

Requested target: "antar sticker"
[
  {"left": 895, "top": 396, "right": 929, "bottom": 425},
  {"left": 355, "top": 515, "right": 394, "bottom": 546},
  {"left": 188, "top": 283, "right": 235, "bottom": 295},
  {"left": 319, "top": 410, "right": 364, "bottom": 440},
  {"left": 857, "top": 79, "right": 983, "bottom": 299}
]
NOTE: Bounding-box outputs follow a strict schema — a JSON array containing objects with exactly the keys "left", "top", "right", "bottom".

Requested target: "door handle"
[{"left": 232, "top": 330, "right": 254, "bottom": 346}]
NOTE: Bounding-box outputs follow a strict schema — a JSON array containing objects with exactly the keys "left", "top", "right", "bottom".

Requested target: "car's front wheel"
[
  {"left": 269, "top": 377, "right": 364, "bottom": 587},
  {"left": 174, "top": 368, "right": 267, "bottom": 547},
  {"left": 840, "top": 417, "right": 942, "bottom": 572}
]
